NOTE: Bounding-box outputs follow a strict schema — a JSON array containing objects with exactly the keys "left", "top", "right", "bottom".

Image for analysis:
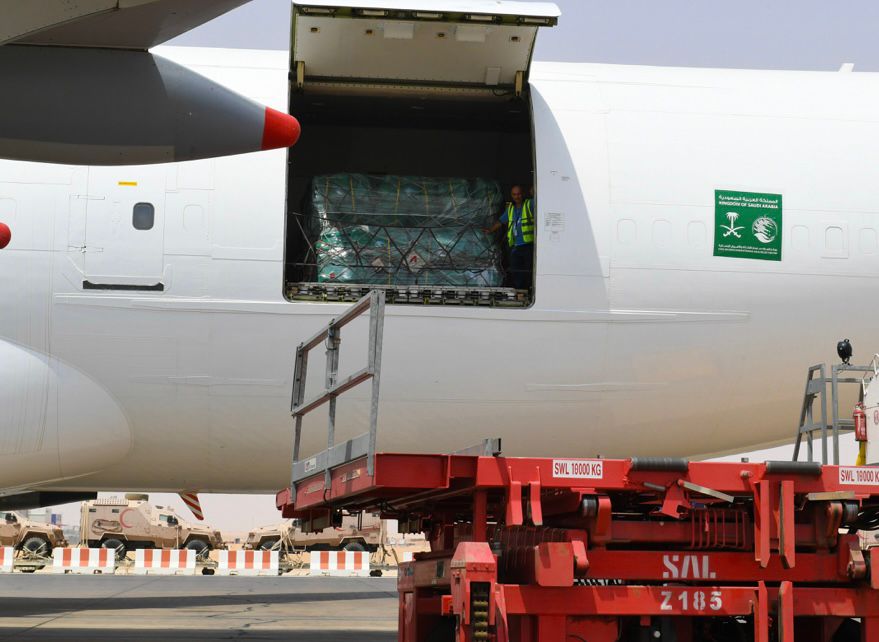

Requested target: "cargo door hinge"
[{"left": 294, "top": 61, "right": 305, "bottom": 91}]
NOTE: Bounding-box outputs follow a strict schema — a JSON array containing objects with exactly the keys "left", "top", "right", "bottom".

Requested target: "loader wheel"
[
  {"left": 101, "top": 538, "right": 127, "bottom": 561},
  {"left": 185, "top": 539, "right": 210, "bottom": 560}
]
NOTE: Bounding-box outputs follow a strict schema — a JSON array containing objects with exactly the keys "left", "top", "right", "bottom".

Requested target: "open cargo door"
[
  {"left": 287, "top": 1, "right": 559, "bottom": 306},
  {"left": 291, "top": 1, "right": 559, "bottom": 92}
]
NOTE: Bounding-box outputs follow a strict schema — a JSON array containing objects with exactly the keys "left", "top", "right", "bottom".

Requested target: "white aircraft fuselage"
[{"left": 1, "top": 43, "right": 877, "bottom": 495}]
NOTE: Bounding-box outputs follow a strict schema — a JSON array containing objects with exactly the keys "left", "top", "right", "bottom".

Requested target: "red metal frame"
[{"left": 276, "top": 452, "right": 879, "bottom": 641}]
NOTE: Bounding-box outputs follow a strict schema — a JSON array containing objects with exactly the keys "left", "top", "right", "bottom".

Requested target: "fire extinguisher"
[{"left": 854, "top": 402, "right": 868, "bottom": 442}]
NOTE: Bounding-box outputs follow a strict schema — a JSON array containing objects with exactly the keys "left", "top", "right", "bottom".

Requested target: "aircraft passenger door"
[{"left": 83, "top": 166, "right": 166, "bottom": 291}]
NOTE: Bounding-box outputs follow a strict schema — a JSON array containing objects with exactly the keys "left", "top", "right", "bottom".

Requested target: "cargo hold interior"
[{"left": 283, "top": 88, "right": 535, "bottom": 304}]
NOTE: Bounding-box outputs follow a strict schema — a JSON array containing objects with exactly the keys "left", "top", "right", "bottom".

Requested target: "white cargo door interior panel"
[{"left": 292, "top": 1, "right": 559, "bottom": 89}]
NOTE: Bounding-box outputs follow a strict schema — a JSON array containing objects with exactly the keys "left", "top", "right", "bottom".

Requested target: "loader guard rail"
[
  {"left": 289, "top": 290, "right": 385, "bottom": 490},
  {"left": 793, "top": 360, "right": 876, "bottom": 465}
]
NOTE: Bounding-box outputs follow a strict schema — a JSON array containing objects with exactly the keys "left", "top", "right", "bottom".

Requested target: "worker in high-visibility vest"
[{"left": 484, "top": 185, "right": 535, "bottom": 290}]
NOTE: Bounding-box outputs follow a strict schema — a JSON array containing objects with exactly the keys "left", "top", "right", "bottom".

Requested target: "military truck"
[
  {"left": 81, "top": 495, "right": 224, "bottom": 559},
  {"left": 0, "top": 511, "right": 68, "bottom": 558},
  {"left": 244, "top": 512, "right": 383, "bottom": 553}
]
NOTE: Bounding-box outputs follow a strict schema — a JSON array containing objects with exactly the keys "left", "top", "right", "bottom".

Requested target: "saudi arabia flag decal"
[{"left": 714, "top": 189, "right": 783, "bottom": 261}]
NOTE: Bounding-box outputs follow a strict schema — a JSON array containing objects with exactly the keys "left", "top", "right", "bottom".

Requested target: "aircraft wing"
[
  {"left": 0, "top": 0, "right": 301, "bottom": 165},
  {"left": 1, "top": 0, "right": 253, "bottom": 49}
]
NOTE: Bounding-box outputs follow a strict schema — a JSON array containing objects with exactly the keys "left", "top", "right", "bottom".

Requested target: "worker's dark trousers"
[{"left": 509, "top": 244, "right": 534, "bottom": 290}]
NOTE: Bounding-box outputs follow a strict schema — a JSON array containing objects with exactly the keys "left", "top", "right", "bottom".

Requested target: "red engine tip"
[
  {"left": 0, "top": 222, "right": 10, "bottom": 249},
  {"left": 261, "top": 107, "right": 301, "bottom": 151}
]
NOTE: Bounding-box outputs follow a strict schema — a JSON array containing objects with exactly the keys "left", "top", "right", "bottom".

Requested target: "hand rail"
[
  {"left": 794, "top": 360, "right": 872, "bottom": 465},
  {"left": 290, "top": 290, "right": 386, "bottom": 490}
]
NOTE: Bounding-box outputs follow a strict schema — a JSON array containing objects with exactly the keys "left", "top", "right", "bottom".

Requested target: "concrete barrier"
[
  {"left": 309, "top": 551, "right": 370, "bottom": 577},
  {"left": 0, "top": 547, "right": 13, "bottom": 573},
  {"left": 216, "top": 550, "right": 278, "bottom": 576},
  {"left": 52, "top": 548, "right": 115, "bottom": 574},
  {"left": 133, "top": 549, "right": 196, "bottom": 575}
]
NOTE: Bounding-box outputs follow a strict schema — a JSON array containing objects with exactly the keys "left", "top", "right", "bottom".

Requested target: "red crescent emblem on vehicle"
[{"left": 119, "top": 508, "right": 133, "bottom": 529}]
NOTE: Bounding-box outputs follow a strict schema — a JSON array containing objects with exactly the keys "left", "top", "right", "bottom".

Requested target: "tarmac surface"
[{"left": 0, "top": 575, "right": 398, "bottom": 641}]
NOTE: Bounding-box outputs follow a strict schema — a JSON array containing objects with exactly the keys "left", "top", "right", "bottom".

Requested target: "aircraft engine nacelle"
[
  {"left": 0, "top": 340, "right": 132, "bottom": 490},
  {"left": 0, "top": 45, "right": 300, "bottom": 166}
]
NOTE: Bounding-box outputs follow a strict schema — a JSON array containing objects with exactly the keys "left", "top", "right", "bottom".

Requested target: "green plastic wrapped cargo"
[{"left": 308, "top": 174, "right": 504, "bottom": 287}]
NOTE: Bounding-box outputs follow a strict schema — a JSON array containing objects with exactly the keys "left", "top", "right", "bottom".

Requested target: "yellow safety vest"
[{"left": 506, "top": 199, "right": 534, "bottom": 246}]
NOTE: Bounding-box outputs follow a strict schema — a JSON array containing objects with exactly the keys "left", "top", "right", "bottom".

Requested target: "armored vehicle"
[
  {"left": 81, "top": 495, "right": 223, "bottom": 559},
  {"left": 245, "top": 512, "right": 382, "bottom": 553},
  {"left": 0, "top": 511, "right": 67, "bottom": 558}
]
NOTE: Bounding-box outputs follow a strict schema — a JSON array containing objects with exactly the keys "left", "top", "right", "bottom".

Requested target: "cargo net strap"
[{"left": 297, "top": 174, "right": 506, "bottom": 288}]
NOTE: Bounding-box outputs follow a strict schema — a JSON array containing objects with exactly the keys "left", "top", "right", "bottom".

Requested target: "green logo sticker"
[{"left": 714, "top": 190, "right": 783, "bottom": 261}]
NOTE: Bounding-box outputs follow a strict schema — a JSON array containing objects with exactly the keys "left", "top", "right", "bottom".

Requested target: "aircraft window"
[
  {"left": 133, "top": 203, "right": 155, "bottom": 230},
  {"left": 111, "top": 508, "right": 119, "bottom": 514},
  {"left": 824, "top": 226, "right": 847, "bottom": 258},
  {"left": 791, "top": 225, "right": 809, "bottom": 252},
  {"left": 687, "top": 221, "right": 706, "bottom": 247},
  {"left": 652, "top": 219, "right": 672, "bottom": 248},
  {"left": 617, "top": 219, "right": 636, "bottom": 245}
]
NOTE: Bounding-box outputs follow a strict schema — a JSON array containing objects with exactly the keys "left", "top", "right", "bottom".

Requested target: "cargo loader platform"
[
  {"left": 277, "top": 449, "right": 879, "bottom": 641},
  {"left": 279, "top": 293, "right": 879, "bottom": 640}
]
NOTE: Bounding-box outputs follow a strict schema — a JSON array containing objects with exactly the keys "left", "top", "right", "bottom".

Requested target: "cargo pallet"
[{"left": 278, "top": 292, "right": 879, "bottom": 641}]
